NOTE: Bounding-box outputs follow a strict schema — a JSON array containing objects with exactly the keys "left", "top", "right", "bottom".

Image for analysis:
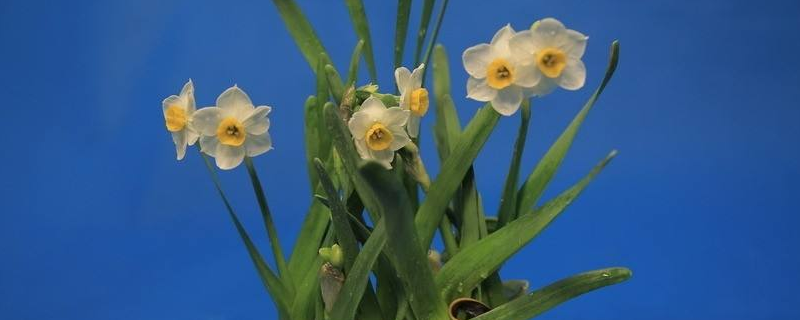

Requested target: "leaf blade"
[{"left": 344, "top": 0, "right": 377, "bottom": 83}]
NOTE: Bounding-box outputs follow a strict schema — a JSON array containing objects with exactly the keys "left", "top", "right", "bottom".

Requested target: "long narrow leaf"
[
  {"left": 496, "top": 100, "right": 531, "bottom": 227},
  {"left": 473, "top": 268, "right": 632, "bottom": 320},
  {"left": 393, "top": 0, "right": 412, "bottom": 70},
  {"left": 432, "top": 45, "right": 462, "bottom": 161},
  {"left": 413, "top": 0, "right": 436, "bottom": 66},
  {"left": 359, "top": 162, "right": 450, "bottom": 320},
  {"left": 516, "top": 41, "right": 620, "bottom": 218},
  {"left": 415, "top": 105, "right": 500, "bottom": 249},
  {"left": 420, "top": 0, "right": 449, "bottom": 85},
  {"left": 200, "top": 153, "right": 291, "bottom": 315},
  {"left": 346, "top": 40, "right": 365, "bottom": 87},
  {"left": 304, "top": 96, "right": 321, "bottom": 194},
  {"left": 436, "top": 150, "right": 618, "bottom": 302},
  {"left": 344, "top": 0, "right": 377, "bottom": 83},
  {"left": 271, "top": 0, "right": 331, "bottom": 73},
  {"left": 288, "top": 200, "right": 329, "bottom": 285}
]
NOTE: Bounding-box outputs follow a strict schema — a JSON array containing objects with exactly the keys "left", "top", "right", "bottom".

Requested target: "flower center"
[
  {"left": 535, "top": 47, "right": 567, "bottom": 78},
  {"left": 216, "top": 117, "right": 246, "bottom": 146},
  {"left": 165, "top": 105, "right": 188, "bottom": 132},
  {"left": 486, "top": 58, "right": 515, "bottom": 89},
  {"left": 409, "top": 88, "right": 429, "bottom": 116},
  {"left": 365, "top": 123, "right": 393, "bottom": 151}
]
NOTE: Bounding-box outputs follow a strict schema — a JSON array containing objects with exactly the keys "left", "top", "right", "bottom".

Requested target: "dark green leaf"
[
  {"left": 271, "top": 0, "right": 331, "bottom": 73},
  {"left": 344, "top": 0, "right": 377, "bottom": 83},
  {"left": 496, "top": 99, "right": 531, "bottom": 228},
  {"left": 393, "top": 0, "right": 412, "bottom": 70},
  {"left": 413, "top": 0, "right": 436, "bottom": 66}
]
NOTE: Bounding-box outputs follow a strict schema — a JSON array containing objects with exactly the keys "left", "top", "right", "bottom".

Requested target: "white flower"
[
  {"left": 163, "top": 80, "right": 200, "bottom": 160},
  {"left": 347, "top": 97, "right": 410, "bottom": 169},
  {"left": 509, "top": 18, "right": 588, "bottom": 96},
  {"left": 192, "top": 86, "right": 273, "bottom": 170},
  {"left": 395, "top": 64, "right": 428, "bottom": 138},
  {"left": 462, "top": 24, "right": 539, "bottom": 116}
]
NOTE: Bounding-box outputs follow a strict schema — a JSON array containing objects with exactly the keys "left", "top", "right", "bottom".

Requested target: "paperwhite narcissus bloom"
[
  {"left": 463, "top": 24, "right": 539, "bottom": 116},
  {"left": 509, "top": 18, "right": 588, "bottom": 96},
  {"left": 192, "top": 86, "right": 273, "bottom": 170},
  {"left": 395, "top": 64, "right": 428, "bottom": 138},
  {"left": 348, "top": 97, "right": 410, "bottom": 169},
  {"left": 163, "top": 80, "right": 200, "bottom": 160}
]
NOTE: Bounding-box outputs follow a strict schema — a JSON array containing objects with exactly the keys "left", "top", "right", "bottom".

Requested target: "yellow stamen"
[
  {"left": 409, "top": 88, "right": 429, "bottom": 116},
  {"left": 486, "top": 58, "right": 515, "bottom": 89},
  {"left": 216, "top": 117, "right": 246, "bottom": 146},
  {"left": 365, "top": 123, "right": 393, "bottom": 151},
  {"left": 164, "top": 105, "right": 188, "bottom": 132},
  {"left": 535, "top": 47, "right": 567, "bottom": 78}
]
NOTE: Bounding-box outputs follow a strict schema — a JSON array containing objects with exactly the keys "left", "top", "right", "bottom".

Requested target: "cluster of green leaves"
[{"left": 200, "top": 1, "right": 630, "bottom": 319}]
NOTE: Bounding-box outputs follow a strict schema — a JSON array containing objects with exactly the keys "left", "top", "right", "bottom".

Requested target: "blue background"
[{"left": 1, "top": 0, "right": 799, "bottom": 319}]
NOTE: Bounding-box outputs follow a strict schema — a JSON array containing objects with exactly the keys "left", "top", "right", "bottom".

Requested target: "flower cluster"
[
  {"left": 164, "top": 17, "right": 586, "bottom": 170},
  {"left": 464, "top": 18, "right": 588, "bottom": 115},
  {"left": 162, "top": 81, "right": 272, "bottom": 169}
]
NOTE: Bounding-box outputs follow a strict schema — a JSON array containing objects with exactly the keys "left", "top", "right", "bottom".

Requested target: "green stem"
[{"left": 244, "top": 157, "right": 293, "bottom": 293}]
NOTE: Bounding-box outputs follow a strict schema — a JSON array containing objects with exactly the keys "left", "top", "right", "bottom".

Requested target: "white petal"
[
  {"left": 162, "top": 95, "right": 182, "bottom": 114},
  {"left": 369, "top": 149, "right": 395, "bottom": 169},
  {"left": 462, "top": 44, "right": 493, "bottom": 79},
  {"left": 358, "top": 96, "right": 387, "bottom": 121},
  {"left": 245, "top": 132, "right": 273, "bottom": 157},
  {"left": 490, "top": 24, "right": 516, "bottom": 56},
  {"left": 528, "top": 78, "right": 558, "bottom": 97},
  {"left": 348, "top": 111, "right": 373, "bottom": 139},
  {"left": 191, "top": 107, "right": 222, "bottom": 136},
  {"left": 214, "top": 144, "right": 246, "bottom": 170},
  {"left": 466, "top": 77, "right": 497, "bottom": 102},
  {"left": 381, "top": 107, "right": 410, "bottom": 127},
  {"left": 243, "top": 106, "right": 272, "bottom": 135},
  {"left": 199, "top": 136, "right": 220, "bottom": 157},
  {"left": 409, "top": 64, "right": 424, "bottom": 90},
  {"left": 353, "top": 138, "right": 370, "bottom": 160},
  {"left": 509, "top": 30, "right": 536, "bottom": 60},
  {"left": 390, "top": 124, "right": 411, "bottom": 149},
  {"left": 395, "top": 67, "right": 411, "bottom": 92},
  {"left": 561, "top": 29, "right": 588, "bottom": 59},
  {"left": 406, "top": 115, "right": 421, "bottom": 138},
  {"left": 186, "top": 127, "right": 200, "bottom": 145},
  {"left": 491, "top": 86, "right": 524, "bottom": 116},
  {"left": 557, "top": 58, "right": 586, "bottom": 90},
  {"left": 172, "top": 130, "right": 188, "bottom": 160},
  {"left": 530, "top": 18, "right": 566, "bottom": 48},
  {"left": 513, "top": 63, "right": 541, "bottom": 88},
  {"left": 216, "top": 85, "right": 254, "bottom": 119},
  {"left": 180, "top": 79, "right": 196, "bottom": 113}
]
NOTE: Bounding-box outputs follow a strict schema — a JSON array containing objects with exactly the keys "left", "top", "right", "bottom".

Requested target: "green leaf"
[
  {"left": 472, "top": 268, "right": 632, "bottom": 320},
  {"left": 393, "top": 0, "right": 412, "bottom": 70},
  {"left": 420, "top": 0, "right": 450, "bottom": 85},
  {"left": 243, "top": 158, "right": 293, "bottom": 295},
  {"left": 347, "top": 40, "right": 365, "bottom": 87},
  {"left": 200, "top": 153, "right": 291, "bottom": 316},
  {"left": 288, "top": 200, "right": 329, "bottom": 286},
  {"left": 415, "top": 105, "right": 500, "bottom": 249},
  {"left": 516, "top": 41, "right": 620, "bottom": 219},
  {"left": 359, "top": 162, "right": 450, "bottom": 320},
  {"left": 329, "top": 219, "right": 388, "bottom": 320},
  {"left": 271, "top": 0, "right": 331, "bottom": 73},
  {"left": 304, "top": 96, "right": 321, "bottom": 190},
  {"left": 325, "top": 65, "right": 346, "bottom": 104},
  {"left": 436, "top": 150, "right": 618, "bottom": 302},
  {"left": 413, "top": 0, "right": 436, "bottom": 66},
  {"left": 344, "top": 0, "right": 377, "bottom": 83},
  {"left": 432, "top": 45, "right": 462, "bottom": 161},
  {"left": 289, "top": 255, "right": 323, "bottom": 320},
  {"left": 496, "top": 99, "right": 531, "bottom": 228}
]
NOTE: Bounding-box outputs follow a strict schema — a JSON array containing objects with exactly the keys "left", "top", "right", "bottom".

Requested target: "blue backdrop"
[{"left": 1, "top": 0, "right": 799, "bottom": 319}]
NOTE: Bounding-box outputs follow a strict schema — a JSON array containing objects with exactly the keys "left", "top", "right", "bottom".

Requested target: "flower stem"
[{"left": 243, "top": 157, "right": 293, "bottom": 293}]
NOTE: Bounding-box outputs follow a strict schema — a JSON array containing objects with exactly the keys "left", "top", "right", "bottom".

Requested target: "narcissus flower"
[
  {"left": 192, "top": 86, "right": 273, "bottom": 170},
  {"left": 348, "top": 97, "right": 410, "bottom": 169},
  {"left": 395, "top": 64, "right": 428, "bottom": 138},
  {"left": 463, "top": 25, "right": 539, "bottom": 116},
  {"left": 163, "top": 80, "right": 200, "bottom": 160},
  {"left": 510, "top": 18, "right": 588, "bottom": 95}
]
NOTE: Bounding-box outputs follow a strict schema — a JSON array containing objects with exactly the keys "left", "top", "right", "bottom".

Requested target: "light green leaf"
[
  {"left": 496, "top": 99, "right": 531, "bottom": 228},
  {"left": 393, "top": 0, "right": 412, "bottom": 70},
  {"left": 344, "top": 0, "right": 377, "bottom": 83},
  {"left": 325, "top": 65, "right": 346, "bottom": 104},
  {"left": 347, "top": 40, "right": 365, "bottom": 87},
  {"left": 432, "top": 44, "right": 462, "bottom": 161},
  {"left": 288, "top": 200, "right": 329, "bottom": 287},
  {"left": 329, "top": 219, "right": 387, "bottom": 320},
  {"left": 271, "top": 0, "right": 331, "bottom": 73},
  {"left": 516, "top": 41, "right": 620, "bottom": 219},
  {"left": 472, "top": 268, "right": 632, "bottom": 320},
  {"left": 359, "top": 162, "right": 450, "bottom": 320},
  {"left": 304, "top": 96, "right": 321, "bottom": 191},
  {"left": 415, "top": 105, "right": 500, "bottom": 249},
  {"left": 436, "top": 150, "right": 618, "bottom": 302},
  {"left": 200, "top": 153, "right": 291, "bottom": 316},
  {"left": 420, "top": 0, "right": 450, "bottom": 85}
]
